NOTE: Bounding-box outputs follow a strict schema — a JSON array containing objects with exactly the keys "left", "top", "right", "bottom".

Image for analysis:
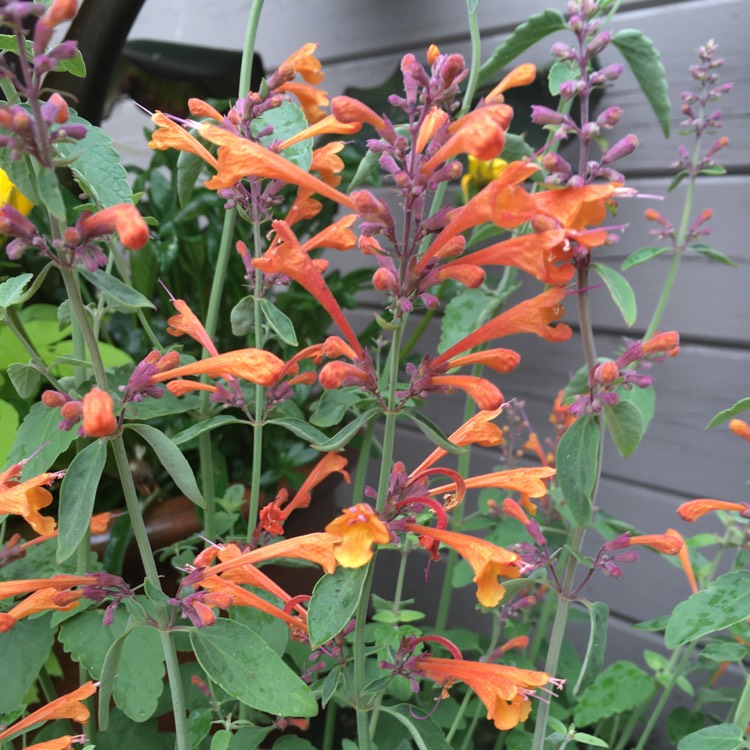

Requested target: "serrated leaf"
[
  {"left": 266, "top": 417, "right": 328, "bottom": 445},
  {"left": 380, "top": 705, "right": 452, "bottom": 750},
  {"left": 171, "top": 415, "right": 249, "bottom": 446},
  {"left": 79, "top": 269, "right": 155, "bottom": 311},
  {"left": 57, "top": 439, "right": 107, "bottom": 563},
  {"left": 621, "top": 245, "right": 670, "bottom": 270},
  {"left": 548, "top": 59, "right": 579, "bottom": 96},
  {"left": 56, "top": 111, "right": 132, "bottom": 207},
  {"left": 310, "top": 408, "right": 379, "bottom": 451},
  {"left": 230, "top": 295, "right": 255, "bottom": 337},
  {"left": 677, "top": 724, "right": 745, "bottom": 750},
  {"left": 308, "top": 566, "right": 368, "bottom": 648},
  {"left": 574, "top": 661, "right": 654, "bottom": 727},
  {"left": 707, "top": 398, "right": 750, "bottom": 429},
  {"left": 251, "top": 100, "right": 312, "bottom": 172},
  {"left": 0, "top": 35, "right": 85, "bottom": 77},
  {"left": 0, "top": 273, "right": 34, "bottom": 309},
  {"left": 612, "top": 29, "right": 671, "bottom": 138},
  {"left": 404, "top": 410, "right": 466, "bottom": 454},
  {"left": 591, "top": 263, "right": 637, "bottom": 327},
  {"left": 260, "top": 298, "right": 298, "bottom": 346},
  {"left": 604, "top": 399, "right": 644, "bottom": 457},
  {"left": 127, "top": 423, "right": 205, "bottom": 508},
  {"left": 689, "top": 244, "right": 738, "bottom": 267},
  {"left": 556, "top": 415, "right": 600, "bottom": 525},
  {"left": 477, "top": 10, "right": 566, "bottom": 87},
  {"left": 191, "top": 618, "right": 317, "bottom": 717},
  {"left": 665, "top": 571, "right": 750, "bottom": 649},
  {"left": 575, "top": 601, "right": 609, "bottom": 695},
  {"left": 7, "top": 362, "right": 41, "bottom": 399}
]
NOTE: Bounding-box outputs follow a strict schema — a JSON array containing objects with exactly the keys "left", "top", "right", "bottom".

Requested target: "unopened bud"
[
  {"left": 42, "top": 390, "right": 68, "bottom": 407},
  {"left": 82, "top": 387, "right": 117, "bottom": 438},
  {"left": 426, "top": 44, "right": 440, "bottom": 66},
  {"left": 60, "top": 401, "right": 82, "bottom": 420},
  {"left": 586, "top": 31, "right": 611, "bottom": 56},
  {"left": 601, "top": 134, "right": 638, "bottom": 165},
  {"left": 593, "top": 360, "right": 619, "bottom": 384}
]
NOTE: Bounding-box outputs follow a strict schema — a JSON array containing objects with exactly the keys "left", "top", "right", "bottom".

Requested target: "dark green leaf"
[
  {"left": 689, "top": 244, "right": 738, "bottom": 267},
  {"left": 191, "top": 618, "right": 318, "bottom": 717},
  {"left": 677, "top": 724, "right": 745, "bottom": 750},
  {"left": 501, "top": 133, "right": 535, "bottom": 162},
  {"left": 310, "top": 408, "right": 379, "bottom": 451},
  {"left": 143, "top": 579, "right": 171, "bottom": 607},
  {"left": 707, "top": 398, "right": 750, "bottom": 429},
  {"left": 266, "top": 417, "right": 328, "bottom": 445},
  {"left": 125, "top": 391, "right": 202, "bottom": 420},
  {"left": 321, "top": 666, "right": 341, "bottom": 708},
  {"left": 591, "top": 262, "right": 637, "bottom": 327},
  {"left": 310, "top": 388, "right": 363, "bottom": 428},
  {"left": 347, "top": 147, "right": 380, "bottom": 191},
  {"left": 665, "top": 571, "right": 750, "bottom": 649},
  {"left": 176, "top": 149, "right": 205, "bottom": 207},
  {"left": 56, "top": 111, "right": 132, "bottom": 207},
  {"left": 57, "top": 439, "right": 107, "bottom": 563},
  {"left": 260, "top": 298, "right": 298, "bottom": 346},
  {"left": 380, "top": 705, "right": 452, "bottom": 750},
  {"left": 668, "top": 707, "right": 706, "bottom": 745},
  {"left": 621, "top": 245, "right": 671, "bottom": 270},
  {"left": 0, "top": 35, "right": 85, "bottom": 77},
  {"left": 604, "top": 399, "right": 644, "bottom": 457},
  {"left": 548, "top": 59, "right": 579, "bottom": 96},
  {"left": 36, "top": 165, "right": 66, "bottom": 220},
  {"left": 95, "top": 708, "right": 173, "bottom": 750},
  {"left": 556, "top": 414, "right": 600, "bottom": 525},
  {"left": 188, "top": 707, "right": 213, "bottom": 748},
  {"left": 0, "top": 273, "right": 34, "bottom": 309},
  {"left": 7, "top": 362, "right": 41, "bottom": 399},
  {"left": 575, "top": 601, "right": 609, "bottom": 696},
  {"left": 211, "top": 730, "right": 232, "bottom": 750},
  {"left": 171, "top": 415, "right": 249, "bottom": 446},
  {"left": 251, "top": 100, "right": 312, "bottom": 171},
  {"left": 230, "top": 296, "right": 255, "bottom": 337},
  {"left": 404, "top": 410, "right": 466, "bottom": 454},
  {"left": 79, "top": 269, "right": 155, "bottom": 311},
  {"left": 477, "top": 10, "right": 566, "bottom": 87},
  {"left": 273, "top": 737, "right": 317, "bottom": 750},
  {"left": 308, "top": 566, "right": 368, "bottom": 648},
  {"left": 612, "top": 29, "right": 671, "bottom": 137},
  {"left": 127, "top": 423, "right": 205, "bottom": 508},
  {"left": 574, "top": 661, "right": 654, "bottom": 727}
]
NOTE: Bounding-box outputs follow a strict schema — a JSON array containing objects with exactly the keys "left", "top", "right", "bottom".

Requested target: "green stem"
[
  {"left": 352, "top": 420, "right": 375, "bottom": 502},
  {"left": 238, "top": 0, "right": 265, "bottom": 98},
  {"left": 37, "top": 668, "right": 57, "bottom": 703},
  {"left": 529, "top": 586, "right": 556, "bottom": 663},
  {"left": 733, "top": 674, "right": 750, "bottom": 728},
  {"left": 459, "top": 0, "right": 482, "bottom": 116},
  {"left": 458, "top": 701, "right": 484, "bottom": 750},
  {"left": 198, "top": 434, "right": 216, "bottom": 539},
  {"left": 612, "top": 702, "right": 647, "bottom": 750},
  {"left": 448, "top": 690, "right": 475, "bottom": 744},
  {"left": 322, "top": 700, "right": 338, "bottom": 750}
]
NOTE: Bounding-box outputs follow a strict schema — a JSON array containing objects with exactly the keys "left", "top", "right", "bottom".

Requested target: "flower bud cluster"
[{"left": 120, "top": 350, "right": 181, "bottom": 405}]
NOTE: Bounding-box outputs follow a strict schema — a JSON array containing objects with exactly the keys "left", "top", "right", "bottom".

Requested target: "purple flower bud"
[
  {"left": 587, "top": 32, "right": 611, "bottom": 56},
  {"left": 531, "top": 105, "right": 569, "bottom": 126},
  {"left": 558, "top": 80, "right": 581, "bottom": 100},
  {"left": 542, "top": 152, "right": 572, "bottom": 176},
  {"left": 599, "top": 63, "right": 624, "bottom": 81},
  {"left": 602, "top": 533, "right": 631, "bottom": 552},
  {"left": 581, "top": 122, "right": 600, "bottom": 139},
  {"left": 550, "top": 42, "right": 576, "bottom": 60},
  {"left": 601, "top": 134, "right": 638, "bottom": 164},
  {"left": 597, "top": 106, "right": 622, "bottom": 129},
  {"left": 601, "top": 561, "right": 623, "bottom": 578}
]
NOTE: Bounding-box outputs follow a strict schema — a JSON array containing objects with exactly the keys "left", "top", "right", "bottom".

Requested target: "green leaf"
[
  {"left": 699, "top": 164, "right": 727, "bottom": 176},
  {"left": 260, "top": 298, "right": 298, "bottom": 346},
  {"left": 188, "top": 707, "right": 213, "bottom": 748},
  {"left": 0, "top": 35, "right": 85, "bottom": 77},
  {"left": 548, "top": 59, "right": 579, "bottom": 96},
  {"left": 56, "top": 111, "right": 132, "bottom": 207},
  {"left": 79, "top": 269, "right": 155, "bottom": 311},
  {"left": 126, "top": 423, "right": 205, "bottom": 508},
  {"left": 611, "top": 29, "right": 671, "bottom": 138},
  {"left": 575, "top": 601, "right": 609, "bottom": 696},
  {"left": 227, "top": 727, "right": 273, "bottom": 750},
  {"left": 621, "top": 245, "right": 671, "bottom": 270},
  {"left": 310, "top": 408, "right": 379, "bottom": 451},
  {"left": 439, "top": 288, "right": 502, "bottom": 353},
  {"left": 572, "top": 733, "right": 609, "bottom": 748},
  {"left": 125, "top": 391, "right": 202, "bottom": 420},
  {"left": 230, "top": 295, "right": 254, "bottom": 337},
  {"left": 321, "top": 666, "right": 341, "bottom": 708},
  {"left": 191, "top": 618, "right": 318, "bottom": 717},
  {"left": 0, "top": 400, "right": 19, "bottom": 465},
  {"left": 310, "top": 388, "right": 363, "bottom": 428},
  {"left": 57, "top": 439, "right": 107, "bottom": 563},
  {"left": 619, "top": 385, "right": 655, "bottom": 431},
  {"left": 308, "top": 566, "right": 368, "bottom": 648},
  {"left": 94, "top": 708, "right": 173, "bottom": 750},
  {"left": 251, "top": 100, "right": 312, "bottom": 172},
  {"left": 380, "top": 705, "right": 452, "bottom": 750},
  {"left": 604, "top": 399, "right": 644, "bottom": 457},
  {"left": 701, "top": 642, "right": 747, "bottom": 663},
  {"left": 347, "top": 147, "right": 380, "bottom": 191},
  {"left": 0, "top": 615, "right": 54, "bottom": 713},
  {"left": 266, "top": 416, "right": 328, "bottom": 445},
  {"left": 98, "top": 629, "right": 128, "bottom": 731},
  {"left": 176, "top": 148, "right": 205, "bottom": 208},
  {"left": 677, "top": 724, "right": 745, "bottom": 750},
  {"left": 668, "top": 170, "right": 690, "bottom": 192},
  {"left": 634, "top": 615, "right": 669, "bottom": 632},
  {"left": 556, "top": 414, "right": 600, "bottom": 525},
  {"left": 273, "top": 737, "right": 317, "bottom": 750},
  {"left": 143, "top": 579, "right": 171, "bottom": 607},
  {"left": 4, "top": 400, "right": 78, "bottom": 478},
  {"left": 574, "top": 661, "right": 654, "bottom": 727},
  {"left": 7, "top": 362, "right": 41, "bottom": 399},
  {"left": 0, "top": 273, "right": 34, "bottom": 309},
  {"left": 171, "top": 415, "right": 249, "bottom": 446},
  {"left": 501, "top": 133, "right": 535, "bottom": 162},
  {"left": 210, "top": 730, "right": 232, "bottom": 750},
  {"left": 477, "top": 10, "right": 566, "bottom": 87},
  {"left": 57, "top": 48, "right": 86, "bottom": 78},
  {"left": 665, "top": 571, "right": 750, "bottom": 649},
  {"left": 36, "top": 165, "right": 66, "bottom": 221},
  {"left": 689, "top": 244, "right": 738, "bottom": 267},
  {"left": 0, "top": 151, "right": 41, "bottom": 204},
  {"left": 707, "top": 398, "right": 750, "bottom": 429},
  {"left": 231, "top": 601, "right": 289, "bottom": 657},
  {"left": 403, "top": 410, "right": 466, "bottom": 454},
  {"left": 591, "top": 263, "right": 637, "bottom": 327},
  {"left": 668, "top": 707, "right": 706, "bottom": 745}
]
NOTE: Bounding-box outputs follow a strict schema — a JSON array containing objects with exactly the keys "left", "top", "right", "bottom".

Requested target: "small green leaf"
[
  {"left": 699, "top": 164, "right": 727, "bottom": 176},
  {"left": 251, "top": 100, "right": 312, "bottom": 172},
  {"left": 310, "top": 388, "right": 363, "bottom": 428},
  {"left": 575, "top": 601, "right": 609, "bottom": 696},
  {"left": 98, "top": 630, "right": 128, "bottom": 731},
  {"left": 7, "top": 362, "right": 41, "bottom": 399},
  {"left": 171, "top": 415, "right": 249, "bottom": 446},
  {"left": 266, "top": 417, "right": 328, "bottom": 445},
  {"left": 572, "top": 733, "right": 609, "bottom": 748},
  {"left": 57, "top": 439, "right": 107, "bottom": 563},
  {"left": 310, "top": 408, "right": 379, "bottom": 451},
  {"left": 230, "top": 296, "right": 255, "bottom": 337},
  {"left": 548, "top": 59, "right": 579, "bottom": 96},
  {"left": 346, "top": 147, "right": 380, "bottom": 191},
  {"left": 0, "top": 151, "right": 41, "bottom": 204},
  {"left": 191, "top": 618, "right": 318, "bottom": 717},
  {"left": 591, "top": 263, "right": 637, "bottom": 327},
  {"left": 604, "top": 399, "right": 645, "bottom": 457},
  {"left": 57, "top": 48, "right": 86, "bottom": 78},
  {"left": 667, "top": 170, "right": 690, "bottom": 192},
  {"left": 127, "top": 423, "right": 205, "bottom": 508},
  {"left": 143, "top": 579, "right": 171, "bottom": 607},
  {"left": 36, "top": 165, "right": 66, "bottom": 220},
  {"left": 634, "top": 615, "right": 669, "bottom": 632},
  {"left": 260, "top": 298, "right": 298, "bottom": 346},
  {"left": 176, "top": 148, "right": 205, "bottom": 208},
  {"left": 380, "top": 705, "right": 452, "bottom": 750},
  {"left": 689, "top": 244, "right": 738, "bottom": 267},
  {"left": 210, "top": 730, "right": 232, "bottom": 750},
  {"left": 707, "top": 398, "right": 750, "bottom": 429},
  {"left": 701, "top": 642, "right": 747, "bottom": 663},
  {"left": 612, "top": 29, "right": 671, "bottom": 137},
  {"left": 619, "top": 385, "right": 655, "bottom": 432},
  {"left": 501, "top": 133, "right": 535, "bottom": 162},
  {"left": 621, "top": 245, "right": 671, "bottom": 270},
  {"left": 403, "top": 410, "right": 466, "bottom": 454},
  {"left": 0, "top": 273, "right": 34, "bottom": 309},
  {"left": 477, "top": 10, "right": 567, "bottom": 87},
  {"left": 79, "top": 269, "right": 155, "bottom": 311},
  {"left": 677, "top": 724, "right": 745, "bottom": 750},
  {"left": 0, "top": 400, "right": 19, "bottom": 465},
  {"left": 308, "top": 566, "right": 368, "bottom": 648},
  {"left": 665, "top": 571, "right": 750, "bottom": 649},
  {"left": 321, "top": 666, "right": 340, "bottom": 708},
  {"left": 556, "top": 414, "right": 600, "bottom": 525}
]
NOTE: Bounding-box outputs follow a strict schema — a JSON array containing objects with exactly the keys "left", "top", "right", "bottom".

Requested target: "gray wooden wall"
[{"left": 112, "top": 0, "right": 749, "bottom": 742}]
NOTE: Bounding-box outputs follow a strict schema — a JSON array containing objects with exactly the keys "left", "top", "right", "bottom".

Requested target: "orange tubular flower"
[
  {"left": 148, "top": 111, "right": 218, "bottom": 169},
  {"left": 677, "top": 498, "right": 750, "bottom": 523},
  {"left": 188, "top": 98, "right": 224, "bottom": 123},
  {"left": 302, "top": 214, "right": 358, "bottom": 252},
  {"left": 486, "top": 63, "right": 537, "bottom": 102},
  {"left": 280, "top": 114, "right": 362, "bottom": 150},
  {"left": 0, "top": 575, "right": 99, "bottom": 602},
  {"left": 81, "top": 386, "right": 117, "bottom": 438},
  {"left": 79, "top": 204, "right": 150, "bottom": 250},
  {"left": 199, "top": 124, "right": 356, "bottom": 210},
  {"left": 729, "top": 419, "right": 750, "bottom": 443},
  {"left": 281, "top": 43, "right": 325, "bottom": 84},
  {"left": 416, "top": 107, "right": 450, "bottom": 153},
  {"left": 25, "top": 736, "right": 79, "bottom": 750},
  {"left": 405, "top": 523, "right": 519, "bottom": 607},
  {"left": 166, "top": 299, "right": 220, "bottom": 356},
  {"left": 0, "top": 587, "right": 82, "bottom": 633},
  {"left": 414, "top": 656, "right": 553, "bottom": 730},
  {"left": 311, "top": 141, "right": 347, "bottom": 188},
  {"left": 627, "top": 533, "right": 683, "bottom": 555},
  {"left": 275, "top": 81, "right": 329, "bottom": 123},
  {"left": 331, "top": 96, "right": 387, "bottom": 133},
  {"left": 325, "top": 504, "right": 391, "bottom": 567},
  {"left": 428, "top": 374, "right": 505, "bottom": 411},
  {"left": 666, "top": 528, "right": 698, "bottom": 594},
  {"left": 430, "top": 466, "right": 555, "bottom": 502},
  {"left": 0, "top": 681, "right": 97, "bottom": 742},
  {"left": 0, "top": 463, "right": 63, "bottom": 536}
]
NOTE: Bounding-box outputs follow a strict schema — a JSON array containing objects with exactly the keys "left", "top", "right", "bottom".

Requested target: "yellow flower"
[
  {"left": 461, "top": 155, "right": 508, "bottom": 202},
  {"left": 325, "top": 503, "right": 390, "bottom": 567},
  {"left": 0, "top": 168, "right": 33, "bottom": 216}
]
